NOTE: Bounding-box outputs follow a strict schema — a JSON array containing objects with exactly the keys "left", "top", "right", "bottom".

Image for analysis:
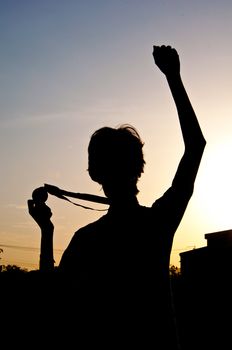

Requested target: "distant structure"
[
  {"left": 180, "top": 229, "right": 232, "bottom": 279},
  {"left": 178, "top": 229, "right": 232, "bottom": 349}
]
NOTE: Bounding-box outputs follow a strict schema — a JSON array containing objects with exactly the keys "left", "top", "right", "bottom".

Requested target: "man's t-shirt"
[{"left": 59, "top": 181, "right": 193, "bottom": 349}]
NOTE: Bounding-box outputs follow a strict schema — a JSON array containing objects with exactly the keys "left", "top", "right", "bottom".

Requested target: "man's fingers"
[
  {"left": 153, "top": 45, "right": 160, "bottom": 53},
  {"left": 27, "top": 200, "right": 40, "bottom": 222},
  {"left": 27, "top": 199, "right": 35, "bottom": 214}
]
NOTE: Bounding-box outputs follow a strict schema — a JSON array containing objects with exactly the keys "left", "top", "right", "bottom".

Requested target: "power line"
[{"left": 0, "top": 243, "right": 63, "bottom": 253}]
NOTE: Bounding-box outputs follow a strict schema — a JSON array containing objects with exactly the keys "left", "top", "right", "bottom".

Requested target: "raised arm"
[{"left": 153, "top": 45, "right": 206, "bottom": 188}]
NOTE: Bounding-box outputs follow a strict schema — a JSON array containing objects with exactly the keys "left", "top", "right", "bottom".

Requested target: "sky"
[{"left": 1, "top": 0, "right": 232, "bottom": 270}]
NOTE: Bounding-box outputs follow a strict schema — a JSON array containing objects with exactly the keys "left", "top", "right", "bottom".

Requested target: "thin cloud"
[
  {"left": 0, "top": 112, "right": 70, "bottom": 129},
  {"left": 0, "top": 108, "right": 88, "bottom": 129},
  {"left": 5, "top": 204, "right": 27, "bottom": 210}
]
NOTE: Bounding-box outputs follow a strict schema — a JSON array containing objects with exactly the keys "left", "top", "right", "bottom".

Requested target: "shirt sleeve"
[
  {"left": 152, "top": 151, "right": 199, "bottom": 238},
  {"left": 59, "top": 230, "right": 82, "bottom": 273}
]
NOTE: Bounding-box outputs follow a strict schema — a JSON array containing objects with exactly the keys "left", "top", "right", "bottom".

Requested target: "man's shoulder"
[{"left": 72, "top": 214, "right": 108, "bottom": 239}]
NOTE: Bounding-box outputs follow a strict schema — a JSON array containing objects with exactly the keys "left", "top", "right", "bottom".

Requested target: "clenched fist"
[{"left": 153, "top": 45, "right": 180, "bottom": 76}]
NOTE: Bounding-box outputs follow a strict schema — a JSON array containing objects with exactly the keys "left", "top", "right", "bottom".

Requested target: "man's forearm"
[
  {"left": 166, "top": 73, "right": 206, "bottom": 150},
  {"left": 40, "top": 227, "right": 54, "bottom": 271}
]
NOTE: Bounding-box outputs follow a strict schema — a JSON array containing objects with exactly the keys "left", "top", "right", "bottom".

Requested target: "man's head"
[{"left": 88, "top": 125, "right": 145, "bottom": 198}]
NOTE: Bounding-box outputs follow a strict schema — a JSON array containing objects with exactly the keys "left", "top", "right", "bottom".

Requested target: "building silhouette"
[
  {"left": 180, "top": 229, "right": 232, "bottom": 279},
  {"left": 176, "top": 230, "right": 232, "bottom": 350}
]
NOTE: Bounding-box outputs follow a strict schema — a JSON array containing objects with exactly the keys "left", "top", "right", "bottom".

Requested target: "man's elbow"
[
  {"left": 200, "top": 136, "right": 207, "bottom": 153},
  {"left": 194, "top": 135, "right": 207, "bottom": 154}
]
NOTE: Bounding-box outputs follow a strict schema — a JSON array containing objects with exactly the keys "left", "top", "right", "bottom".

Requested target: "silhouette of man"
[{"left": 28, "top": 45, "right": 206, "bottom": 349}]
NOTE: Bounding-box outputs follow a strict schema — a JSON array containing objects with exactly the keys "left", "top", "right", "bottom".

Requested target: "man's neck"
[{"left": 108, "top": 195, "right": 139, "bottom": 213}]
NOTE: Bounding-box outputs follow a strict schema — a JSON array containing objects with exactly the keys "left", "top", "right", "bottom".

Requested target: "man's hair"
[{"left": 88, "top": 124, "right": 145, "bottom": 188}]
